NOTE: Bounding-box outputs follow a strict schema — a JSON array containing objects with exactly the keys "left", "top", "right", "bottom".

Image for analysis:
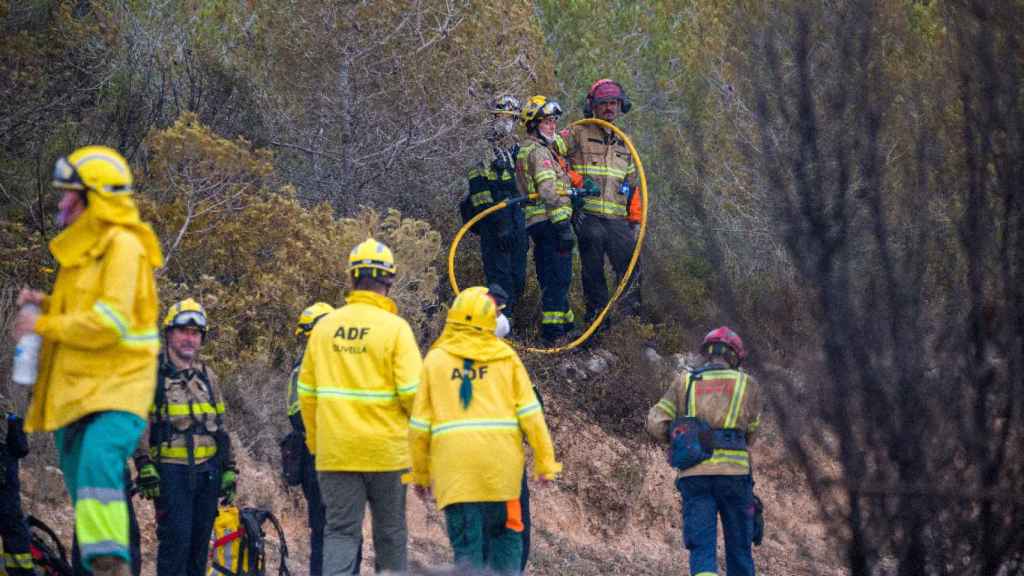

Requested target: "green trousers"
[
  {"left": 54, "top": 411, "right": 145, "bottom": 571},
  {"left": 444, "top": 501, "right": 523, "bottom": 575}
]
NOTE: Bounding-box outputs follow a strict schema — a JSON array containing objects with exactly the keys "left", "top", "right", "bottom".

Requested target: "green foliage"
[{"left": 141, "top": 115, "right": 443, "bottom": 375}]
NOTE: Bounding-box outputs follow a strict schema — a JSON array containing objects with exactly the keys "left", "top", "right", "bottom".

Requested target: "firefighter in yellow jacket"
[
  {"left": 13, "top": 146, "right": 162, "bottom": 576},
  {"left": 646, "top": 327, "right": 763, "bottom": 576},
  {"left": 516, "top": 95, "right": 576, "bottom": 343},
  {"left": 410, "top": 286, "right": 561, "bottom": 574},
  {"left": 297, "top": 238, "right": 423, "bottom": 574}
]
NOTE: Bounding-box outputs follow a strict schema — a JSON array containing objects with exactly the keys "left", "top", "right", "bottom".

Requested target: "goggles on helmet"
[
  {"left": 169, "top": 310, "right": 207, "bottom": 330},
  {"left": 539, "top": 100, "right": 563, "bottom": 119},
  {"left": 52, "top": 157, "right": 85, "bottom": 191},
  {"left": 491, "top": 95, "right": 521, "bottom": 116}
]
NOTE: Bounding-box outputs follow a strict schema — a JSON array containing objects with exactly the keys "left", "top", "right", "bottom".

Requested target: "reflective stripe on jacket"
[
  {"left": 645, "top": 364, "right": 762, "bottom": 477},
  {"left": 298, "top": 290, "right": 422, "bottom": 472},
  {"left": 287, "top": 358, "right": 301, "bottom": 417},
  {"left": 465, "top": 141, "right": 520, "bottom": 233},
  {"left": 516, "top": 135, "right": 572, "bottom": 228},
  {"left": 560, "top": 124, "right": 637, "bottom": 220},
  {"left": 27, "top": 223, "right": 160, "bottom": 432},
  {"left": 409, "top": 336, "right": 561, "bottom": 509}
]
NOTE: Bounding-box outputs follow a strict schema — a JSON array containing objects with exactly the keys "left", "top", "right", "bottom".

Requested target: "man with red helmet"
[
  {"left": 558, "top": 79, "right": 642, "bottom": 326},
  {"left": 646, "top": 327, "right": 763, "bottom": 576}
]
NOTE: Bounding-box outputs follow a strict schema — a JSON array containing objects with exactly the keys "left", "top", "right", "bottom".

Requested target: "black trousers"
[
  {"left": 576, "top": 215, "right": 640, "bottom": 321},
  {"left": 1, "top": 457, "right": 33, "bottom": 576},
  {"left": 480, "top": 224, "right": 528, "bottom": 318},
  {"left": 529, "top": 221, "right": 575, "bottom": 340}
]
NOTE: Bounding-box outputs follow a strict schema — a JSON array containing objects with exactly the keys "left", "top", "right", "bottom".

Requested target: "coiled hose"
[{"left": 447, "top": 117, "right": 648, "bottom": 354}]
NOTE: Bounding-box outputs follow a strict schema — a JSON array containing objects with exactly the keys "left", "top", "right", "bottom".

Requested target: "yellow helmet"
[
  {"left": 446, "top": 286, "right": 498, "bottom": 333},
  {"left": 520, "top": 95, "right": 563, "bottom": 129},
  {"left": 296, "top": 302, "right": 334, "bottom": 336},
  {"left": 348, "top": 238, "right": 396, "bottom": 279},
  {"left": 162, "top": 298, "right": 208, "bottom": 334},
  {"left": 52, "top": 146, "right": 133, "bottom": 197}
]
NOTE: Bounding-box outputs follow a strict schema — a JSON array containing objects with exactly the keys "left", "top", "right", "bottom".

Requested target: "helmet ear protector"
[
  {"left": 704, "top": 342, "right": 739, "bottom": 367},
  {"left": 583, "top": 79, "right": 632, "bottom": 118}
]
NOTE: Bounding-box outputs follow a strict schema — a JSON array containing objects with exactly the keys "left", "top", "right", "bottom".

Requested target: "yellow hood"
[
  {"left": 49, "top": 194, "right": 163, "bottom": 268},
  {"left": 432, "top": 322, "right": 515, "bottom": 363}
]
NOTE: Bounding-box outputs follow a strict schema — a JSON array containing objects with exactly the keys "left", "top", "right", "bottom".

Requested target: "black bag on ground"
[
  {"left": 278, "top": 431, "right": 305, "bottom": 487},
  {"left": 28, "top": 514, "right": 73, "bottom": 576}
]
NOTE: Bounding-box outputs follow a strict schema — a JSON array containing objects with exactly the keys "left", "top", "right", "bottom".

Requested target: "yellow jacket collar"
[
  {"left": 49, "top": 198, "right": 163, "bottom": 268},
  {"left": 346, "top": 290, "right": 398, "bottom": 314},
  {"left": 432, "top": 323, "right": 514, "bottom": 362}
]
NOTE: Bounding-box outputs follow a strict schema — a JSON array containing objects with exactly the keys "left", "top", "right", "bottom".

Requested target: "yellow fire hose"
[{"left": 447, "top": 117, "right": 648, "bottom": 354}]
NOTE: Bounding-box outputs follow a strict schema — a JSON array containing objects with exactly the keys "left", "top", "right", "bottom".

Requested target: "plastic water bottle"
[{"left": 12, "top": 304, "right": 42, "bottom": 386}]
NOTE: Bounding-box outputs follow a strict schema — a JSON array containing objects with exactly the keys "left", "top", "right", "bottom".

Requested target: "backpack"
[
  {"left": 27, "top": 515, "right": 73, "bottom": 576},
  {"left": 208, "top": 505, "right": 291, "bottom": 576},
  {"left": 668, "top": 370, "right": 714, "bottom": 470}
]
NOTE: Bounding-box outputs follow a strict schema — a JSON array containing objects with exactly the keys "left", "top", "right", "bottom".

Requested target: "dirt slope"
[{"left": 18, "top": 363, "right": 845, "bottom": 576}]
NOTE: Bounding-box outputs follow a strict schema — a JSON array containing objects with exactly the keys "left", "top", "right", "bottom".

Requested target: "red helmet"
[{"left": 702, "top": 326, "right": 746, "bottom": 365}]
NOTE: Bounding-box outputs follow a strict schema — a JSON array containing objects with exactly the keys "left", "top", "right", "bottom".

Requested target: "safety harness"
[{"left": 150, "top": 356, "right": 229, "bottom": 487}]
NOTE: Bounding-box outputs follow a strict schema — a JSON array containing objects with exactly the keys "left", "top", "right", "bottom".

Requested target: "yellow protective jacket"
[
  {"left": 516, "top": 134, "right": 572, "bottom": 228},
  {"left": 27, "top": 208, "right": 162, "bottom": 433},
  {"left": 409, "top": 324, "right": 561, "bottom": 509},
  {"left": 298, "top": 290, "right": 422, "bottom": 472},
  {"left": 559, "top": 123, "right": 637, "bottom": 220},
  {"left": 645, "top": 363, "right": 762, "bottom": 477}
]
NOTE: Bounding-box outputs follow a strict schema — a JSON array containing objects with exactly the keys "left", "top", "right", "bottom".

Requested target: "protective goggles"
[
  {"left": 538, "top": 100, "right": 563, "bottom": 118},
  {"left": 52, "top": 157, "right": 85, "bottom": 191},
  {"left": 169, "top": 311, "right": 208, "bottom": 330},
  {"left": 350, "top": 259, "right": 396, "bottom": 273},
  {"left": 492, "top": 95, "right": 521, "bottom": 114}
]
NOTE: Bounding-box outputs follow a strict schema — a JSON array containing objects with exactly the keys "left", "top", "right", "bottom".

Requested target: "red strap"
[{"left": 212, "top": 528, "right": 244, "bottom": 549}]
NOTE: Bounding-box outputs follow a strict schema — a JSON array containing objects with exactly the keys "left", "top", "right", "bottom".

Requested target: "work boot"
[{"left": 91, "top": 556, "right": 130, "bottom": 576}]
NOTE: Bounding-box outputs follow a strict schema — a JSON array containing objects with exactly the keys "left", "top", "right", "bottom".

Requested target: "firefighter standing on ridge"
[
  {"left": 462, "top": 95, "right": 529, "bottom": 332},
  {"left": 560, "top": 79, "right": 642, "bottom": 325},
  {"left": 297, "top": 238, "right": 423, "bottom": 575},
  {"left": 133, "top": 298, "right": 239, "bottom": 576},
  {"left": 646, "top": 327, "right": 763, "bottom": 576},
  {"left": 516, "top": 95, "right": 576, "bottom": 344},
  {"left": 13, "top": 145, "right": 163, "bottom": 576},
  {"left": 410, "top": 286, "right": 561, "bottom": 575},
  {"left": 0, "top": 404, "right": 32, "bottom": 576},
  {"left": 287, "top": 302, "right": 362, "bottom": 576}
]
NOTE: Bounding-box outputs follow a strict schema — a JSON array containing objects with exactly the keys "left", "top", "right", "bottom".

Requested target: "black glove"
[
  {"left": 554, "top": 221, "right": 575, "bottom": 253},
  {"left": 134, "top": 455, "right": 161, "bottom": 500}
]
